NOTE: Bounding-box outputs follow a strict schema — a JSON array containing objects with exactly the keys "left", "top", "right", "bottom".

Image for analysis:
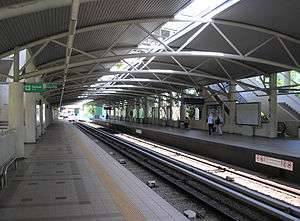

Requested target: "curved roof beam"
[
  {"left": 87, "top": 89, "right": 155, "bottom": 95},
  {"left": 57, "top": 70, "right": 189, "bottom": 85},
  {"left": 46, "top": 84, "right": 172, "bottom": 98},
  {"left": 84, "top": 92, "right": 151, "bottom": 98},
  {"left": 53, "top": 78, "right": 194, "bottom": 88},
  {"left": 23, "top": 50, "right": 298, "bottom": 79},
  {"left": 39, "top": 46, "right": 141, "bottom": 69},
  {"left": 95, "top": 78, "right": 193, "bottom": 87},
  {"left": 0, "top": 0, "right": 72, "bottom": 20},
  {"left": 48, "top": 90, "right": 155, "bottom": 98},
  {"left": 141, "top": 59, "right": 267, "bottom": 77},
  {"left": 212, "top": 19, "right": 300, "bottom": 46},
  {"left": 0, "top": 16, "right": 175, "bottom": 60},
  {"left": 111, "top": 69, "right": 227, "bottom": 81},
  {"left": 49, "top": 69, "right": 265, "bottom": 92}
]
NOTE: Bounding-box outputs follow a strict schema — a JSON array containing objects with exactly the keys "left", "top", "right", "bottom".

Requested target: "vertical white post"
[
  {"left": 168, "top": 92, "right": 173, "bottom": 120},
  {"left": 144, "top": 97, "right": 148, "bottom": 119},
  {"left": 269, "top": 73, "right": 278, "bottom": 138},
  {"left": 9, "top": 83, "right": 25, "bottom": 157},
  {"left": 180, "top": 94, "right": 186, "bottom": 121},
  {"left": 9, "top": 50, "right": 25, "bottom": 157},
  {"left": 24, "top": 88, "right": 37, "bottom": 143},
  {"left": 40, "top": 99, "right": 44, "bottom": 134},
  {"left": 24, "top": 51, "right": 37, "bottom": 143},
  {"left": 228, "top": 82, "right": 236, "bottom": 133},
  {"left": 157, "top": 95, "right": 161, "bottom": 120}
]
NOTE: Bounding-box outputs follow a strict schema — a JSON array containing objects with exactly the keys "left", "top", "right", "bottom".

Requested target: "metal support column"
[
  {"left": 269, "top": 73, "right": 278, "bottom": 138},
  {"left": 228, "top": 82, "right": 236, "bottom": 133},
  {"left": 157, "top": 95, "right": 161, "bottom": 120},
  {"left": 143, "top": 97, "right": 148, "bottom": 120},
  {"left": 169, "top": 92, "right": 173, "bottom": 121}
]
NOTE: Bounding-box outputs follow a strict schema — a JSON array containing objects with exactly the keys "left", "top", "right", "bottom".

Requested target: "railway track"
[{"left": 76, "top": 122, "right": 300, "bottom": 221}]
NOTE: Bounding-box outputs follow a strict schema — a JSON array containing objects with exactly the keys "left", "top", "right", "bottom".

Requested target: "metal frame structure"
[{"left": 1, "top": 0, "right": 299, "bottom": 106}]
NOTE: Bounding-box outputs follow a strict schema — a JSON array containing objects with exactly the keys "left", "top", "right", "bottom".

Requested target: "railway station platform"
[
  {"left": 96, "top": 120, "right": 300, "bottom": 183},
  {"left": 0, "top": 121, "right": 188, "bottom": 221}
]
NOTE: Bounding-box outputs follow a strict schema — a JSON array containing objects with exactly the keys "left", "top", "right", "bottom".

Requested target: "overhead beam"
[
  {"left": 55, "top": 78, "right": 192, "bottom": 87},
  {"left": 59, "top": 0, "right": 80, "bottom": 107},
  {"left": 39, "top": 45, "right": 139, "bottom": 69},
  {"left": 19, "top": 41, "right": 49, "bottom": 75},
  {"left": 23, "top": 51, "right": 300, "bottom": 80},
  {"left": 0, "top": 16, "right": 175, "bottom": 60},
  {"left": 47, "top": 84, "right": 173, "bottom": 98},
  {"left": 0, "top": 72, "right": 13, "bottom": 79},
  {"left": 212, "top": 19, "right": 300, "bottom": 46},
  {"left": 0, "top": 0, "right": 72, "bottom": 20}
]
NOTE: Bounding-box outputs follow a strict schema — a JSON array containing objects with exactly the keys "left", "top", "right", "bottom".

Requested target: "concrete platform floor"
[
  {"left": 104, "top": 120, "right": 300, "bottom": 158},
  {"left": 0, "top": 122, "right": 188, "bottom": 221}
]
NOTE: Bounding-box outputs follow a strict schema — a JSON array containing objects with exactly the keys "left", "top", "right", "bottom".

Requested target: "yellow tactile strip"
[{"left": 67, "top": 126, "right": 146, "bottom": 221}]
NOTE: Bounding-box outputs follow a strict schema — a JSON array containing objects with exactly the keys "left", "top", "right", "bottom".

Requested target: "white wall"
[
  {"left": 0, "top": 130, "right": 16, "bottom": 167},
  {"left": 0, "top": 84, "right": 9, "bottom": 121}
]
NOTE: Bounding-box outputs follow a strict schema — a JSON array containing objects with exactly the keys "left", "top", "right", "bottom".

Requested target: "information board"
[
  {"left": 24, "top": 83, "right": 59, "bottom": 93},
  {"left": 182, "top": 97, "right": 204, "bottom": 105},
  {"left": 255, "top": 154, "right": 293, "bottom": 171},
  {"left": 236, "top": 102, "right": 261, "bottom": 126}
]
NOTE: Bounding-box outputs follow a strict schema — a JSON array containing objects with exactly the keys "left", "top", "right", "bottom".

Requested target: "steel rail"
[
  {"left": 118, "top": 132, "right": 300, "bottom": 197},
  {"left": 76, "top": 122, "right": 300, "bottom": 221}
]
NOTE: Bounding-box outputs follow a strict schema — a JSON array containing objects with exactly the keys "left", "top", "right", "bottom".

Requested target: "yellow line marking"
[{"left": 69, "top": 127, "right": 146, "bottom": 221}]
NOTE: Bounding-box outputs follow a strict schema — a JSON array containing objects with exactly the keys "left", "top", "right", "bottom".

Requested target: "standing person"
[
  {"left": 184, "top": 116, "right": 190, "bottom": 129},
  {"left": 207, "top": 113, "right": 214, "bottom": 135},
  {"left": 215, "top": 114, "right": 223, "bottom": 135}
]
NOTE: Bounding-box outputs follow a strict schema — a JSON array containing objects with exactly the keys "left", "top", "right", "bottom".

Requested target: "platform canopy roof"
[{"left": 0, "top": 0, "right": 300, "bottom": 105}]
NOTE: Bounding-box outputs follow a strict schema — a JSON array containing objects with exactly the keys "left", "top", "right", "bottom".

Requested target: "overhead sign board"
[
  {"left": 182, "top": 97, "right": 205, "bottom": 105},
  {"left": 24, "top": 83, "right": 59, "bottom": 93},
  {"left": 104, "top": 106, "right": 112, "bottom": 110},
  {"left": 255, "top": 154, "right": 293, "bottom": 171}
]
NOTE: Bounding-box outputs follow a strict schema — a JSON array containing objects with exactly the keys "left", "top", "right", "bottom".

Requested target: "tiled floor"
[
  {"left": 105, "top": 120, "right": 300, "bottom": 158},
  {"left": 0, "top": 122, "right": 188, "bottom": 221}
]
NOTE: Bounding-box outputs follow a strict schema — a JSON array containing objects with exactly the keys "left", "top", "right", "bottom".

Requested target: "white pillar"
[
  {"left": 9, "top": 83, "right": 25, "bottom": 157},
  {"left": 37, "top": 102, "right": 42, "bottom": 137},
  {"left": 24, "top": 72, "right": 37, "bottom": 142},
  {"left": 44, "top": 103, "right": 50, "bottom": 128},
  {"left": 134, "top": 99, "right": 137, "bottom": 120},
  {"left": 24, "top": 90, "right": 36, "bottom": 143},
  {"left": 24, "top": 50, "right": 37, "bottom": 142},
  {"left": 269, "top": 73, "right": 278, "bottom": 138},
  {"left": 157, "top": 96, "right": 161, "bottom": 119},
  {"left": 168, "top": 92, "right": 173, "bottom": 120},
  {"left": 124, "top": 104, "right": 128, "bottom": 119},
  {"left": 228, "top": 82, "right": 236, "bottom": 133},
  {"left": 143, "top": 97, "right": 148, "bottom": 119},
  {"left": 180, "top": 98, "right": 186, "bottom": 121},
  {"left": 40, "top": 99, "right": 45, "bottom": 135}
]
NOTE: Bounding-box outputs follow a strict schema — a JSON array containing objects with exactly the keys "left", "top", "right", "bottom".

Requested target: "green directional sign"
[
  {"left": 45, "top": 83, "right": 59, "bottom": 90},
  {"left": 24, "top": 83, "right": 60, "bottom": 93}
]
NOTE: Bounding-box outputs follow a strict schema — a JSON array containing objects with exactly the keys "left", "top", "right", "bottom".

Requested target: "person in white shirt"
[{"left": 207, "top": 113, "right": 214, "bottom": 135}]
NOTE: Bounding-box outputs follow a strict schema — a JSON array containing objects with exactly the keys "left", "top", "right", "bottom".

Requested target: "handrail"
[
  {"left": 0, "top": 129, "right": 23, "bottom": 190},
  {"left": 0, "top": 129, "right": 16, "bottom": 137},
  {"left": 0, "top": 156, "right": 24, "bottom": 190}
]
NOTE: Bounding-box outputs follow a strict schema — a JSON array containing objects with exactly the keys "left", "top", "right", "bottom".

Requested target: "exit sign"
[{"left": 24, "top": 83, "right": 59, "bottom": 93}]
